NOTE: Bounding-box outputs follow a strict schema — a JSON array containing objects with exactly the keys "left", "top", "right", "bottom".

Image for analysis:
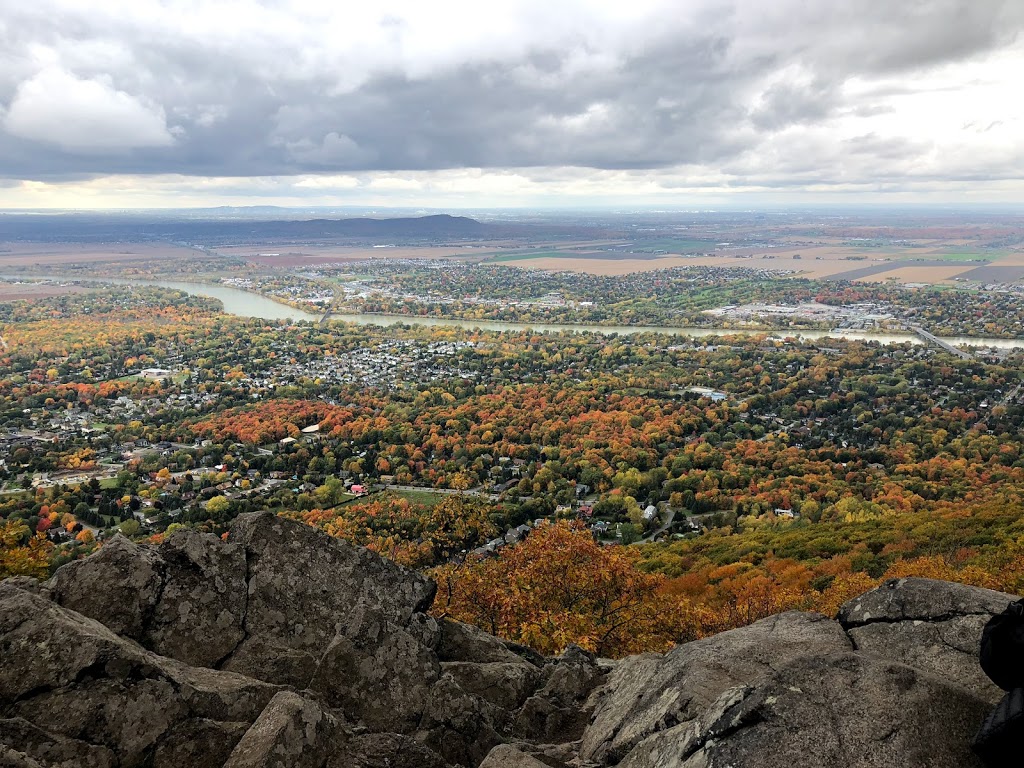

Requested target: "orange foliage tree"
[{"left": 432, "top": 521, "right": 700, "bottom": 657}]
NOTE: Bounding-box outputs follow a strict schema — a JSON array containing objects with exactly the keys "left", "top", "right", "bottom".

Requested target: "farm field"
[
  {"left": 0, "top": 280, "right": 90, "bottom": 300},
  {"left": 0, "top": 242, "right": 206, "bottom": 268},
  {"left": 505, "top": 246, "right": 1024, "bottom": 284}
]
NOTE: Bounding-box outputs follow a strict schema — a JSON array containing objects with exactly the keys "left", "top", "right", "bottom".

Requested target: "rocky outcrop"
[
  {"left": 575, "top": 577, "right": 1017, "bottom": 768},
  {"left": 0, "top": 512, "right": 608, "bottom": 767},
  {"left": 2, "top": 514, "right": 1018, "bottom": 768}
]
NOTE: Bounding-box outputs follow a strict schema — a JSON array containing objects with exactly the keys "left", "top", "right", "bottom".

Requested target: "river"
[{"left": 9, "top": 275, "right": 1024, "bottom": 350}]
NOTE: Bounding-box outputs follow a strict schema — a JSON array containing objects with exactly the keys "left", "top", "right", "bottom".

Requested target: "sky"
[{"left": 1, "top": 0, "right": 1023, "bottom": 209}]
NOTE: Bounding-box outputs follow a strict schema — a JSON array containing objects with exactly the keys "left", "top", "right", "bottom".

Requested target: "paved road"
[
  {"left": 639, "top": 506, "right": 676, "bottom": 543},
  {"left": 381, "top": 483, "right": 501, "bottom": 502},
  {"left": 998, "top": 383, "right": 1022, "bottom": 408}
]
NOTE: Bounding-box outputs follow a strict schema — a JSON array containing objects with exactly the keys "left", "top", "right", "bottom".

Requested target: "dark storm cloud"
[{"left": 0, "top": 0, "right": 1022, "bottom": 183}]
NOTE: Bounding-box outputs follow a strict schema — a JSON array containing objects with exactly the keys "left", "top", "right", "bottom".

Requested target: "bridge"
[{"left": 908, "top": 325, "right": 973, "bottom": 360}]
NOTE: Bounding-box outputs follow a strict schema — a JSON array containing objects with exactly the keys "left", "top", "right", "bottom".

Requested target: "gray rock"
[
  {"left": 675, "top": 653, "right": 990, "bottom": 768},
  {"left": 231, "top": 512, "right": 436, "bottom": 653},
  {"left": 478, "top": 744, "right": 552, "bottom": 768},
  {"left": 146, "top": 529, "right": 247, "bottom": 667},
  {"left": 341, "top": 733, "right": 451, "bottom": 768},
  {"left": 838, "top": 577, "right": 1016, "bottom": 704},
  {"left": 418, "top": 676, "right": 504, "bottom": 767},
  {"left": 45, "top": 534, "right": 163, "bottom": 641},
  {"left": 579, "top": 611, "right": 852, "bottom": 764},
  {"left": 0, "top": 747, "right": 43, "bottom": 768},
  {"left": 152, "top": 719, "right": 250, "bottom": 768},
  {"left": 0, "top": 583, "right": 279, "bottom": 766},
  {"left": 224, "top": 691, "right": 345, "bottom": 768},
  {"left": 437, "top": 618, "right": 538, "bottom": 665},
  {"left": 516, "top": 646, "right": 607, "bottom": 742},
  {"left": 847, "top": 614, "right": 1002, "bottom": 704},
  {"left": 407, "top": 612, "right": 442, "bottom": 651},
  {"left": 838, "top": 577, "right": 1016, "bottom": 626},
  {"left": 221, "top": 635, "right": 319, "bottom": 689},
  {"left": 441, "top": 661, "right": 540, "bottom": 711},
  {"left": 0, "top": 718, "right": 116, "bottom": 768},
  {"left": 311, "top": 605, "right": 440, "bottom": 733}
]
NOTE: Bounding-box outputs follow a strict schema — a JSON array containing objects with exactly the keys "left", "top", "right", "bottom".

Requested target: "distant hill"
[{"left": 0, "top": 212, "right": 535, "bottom": 244}]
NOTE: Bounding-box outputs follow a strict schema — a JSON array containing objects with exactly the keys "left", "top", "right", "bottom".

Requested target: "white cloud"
[
  {"left": 0, "top": 1, "right": 1022, "bottom": 203},
  {"left": 3, "top": 67, "right": 174, "bottom": 153}
]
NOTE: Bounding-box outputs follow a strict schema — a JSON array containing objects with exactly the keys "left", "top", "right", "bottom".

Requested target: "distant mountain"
[
  {"left": 274, "top": 213, "right": 489, "bottom": 238},
  {"left": 0, "top": 212, "right": 538, "bottom": 244}
]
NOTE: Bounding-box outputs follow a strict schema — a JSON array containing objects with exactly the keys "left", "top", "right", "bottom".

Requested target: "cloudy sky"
[{"left": 1, "top": 0, "right": 1023, "bottom": 208}]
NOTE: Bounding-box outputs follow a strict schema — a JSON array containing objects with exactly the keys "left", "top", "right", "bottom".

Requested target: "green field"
[
  {"left": 99, "top": 477, "right": 121, "bottom": 489},
  {"left": 927, "top": 250, "right": 1002, "bottom": 262},
  {"left": 393, "top": 489, "right": 445, "bottom": 507}
]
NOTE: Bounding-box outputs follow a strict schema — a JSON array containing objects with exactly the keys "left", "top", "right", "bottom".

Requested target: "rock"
[
  {"left": 45, "top": 534, "right": 163, "bottom": 641},
  {"left": 407, "top": 611, "right": 442, "bottom": 651},
  {"left": 221, "top": 636, "right": 319, "bottom": 689},
  {"left": 838, "top": 577, "right": 1015, "bottom": 704},
  {"left": 0, "top": 582, "right": 279, "bottom": 766},
  {"left": 516, "top": 646, "right": 607, "bottom": 742},
  {"left": 0, "top": 747, "right": 43, "bottom": 768},
  {"left": 224, "top": 691, "right": 345, "bottom": 768},
  {"left": 838, "top": 577, "right": 1016, "bottom": 626},
  {"left": 441, "top": 661, "right": 540, "bottom": 711},
  {"left": 311, "top": 604, "right": 440, "bottom": 732},
  {"left": 43, "top": 529, "right": 248, "bottom": 670},
  {"left": 579, "top": 611, "right": 852, "bottom": 764},
  {"left": 437, "top": 618, "right": 539, "bottom": 665},
  {"left": 230, "top": 512, "right": 436, "bottom": 654},
  {"left": 0, "top": 717, "right": 116, "bottom": 768},
  {"left": 342, "top": 733, "right": 451, "bottom": 768},
  {"left": 152, "top": 719, "right": 250, "bottom": 768},
  {"left": 615, "top": 686, "right": 751, "bottom": 768},
  {"left": 418, "top": 676, "right": 504, "bottom": 767},
  {"left": 478, "top": 744, "right": 552, "bottom": 768},
  {"left": 6, "top": 517, "right": 1018, "bottom": 768},
  {"left": 146, "top": 529, "right": 247, "bottom": 667},
  {"left": 667, "top": 653, "right": 990, "bottom": 768}
]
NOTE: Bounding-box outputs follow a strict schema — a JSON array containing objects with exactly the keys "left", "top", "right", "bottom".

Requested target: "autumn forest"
[{"left": 2, "top": 281, "right": 1024, "bottom": 657}]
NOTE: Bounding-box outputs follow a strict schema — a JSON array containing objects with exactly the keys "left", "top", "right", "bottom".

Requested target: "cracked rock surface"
[{"left": 2, "top": 516, "right": 1017, "bottom": 768}]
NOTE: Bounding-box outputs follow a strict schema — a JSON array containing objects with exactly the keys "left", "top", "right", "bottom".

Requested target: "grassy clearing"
[
  {"left": 99, "top": 477, "right": 121, "bottom": 490},
  {"left": 393, "top": 489, "right": 444, "bottom": 507}
]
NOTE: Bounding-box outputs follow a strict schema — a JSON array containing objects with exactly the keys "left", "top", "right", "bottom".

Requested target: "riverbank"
[{"left": 6, "top": 274, "right": 1024, "bottom": 350}]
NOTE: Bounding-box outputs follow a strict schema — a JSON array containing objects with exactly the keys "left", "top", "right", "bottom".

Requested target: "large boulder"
[
  {"left": 44, "top": 529, "right": 248, "bottom": 669},
  {"left": 311, "top": 605, "right": 441, "bottom": 732},
  {"left": 623, "top": 653, "right": 990, "bottom": 768},
  {"left": 146, "top": 529, "right": 248, "bottom": 667},
  {"left": 223, "top": 691, "right": 345, "bottom": 768},
  {"left": 417, "top": 676, "right": 505, "bottom": 767},
  {"left": 0, "top": 582, "right": 280, "bottom": 766},
  {"left": 579, "top": 611, "right": 852, "bottom": 764},
  {"left": 838, "top": 577, "right": 1015, "bottom": 704},
  {"left": 230, "top": 512, "right": 435, "bottom": 654},
  {"left": 45, "top": 534, "right": 163, "bottom": 641},
  {"left": 437, "top": 618, "right": 540, "bottom": 665}
]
